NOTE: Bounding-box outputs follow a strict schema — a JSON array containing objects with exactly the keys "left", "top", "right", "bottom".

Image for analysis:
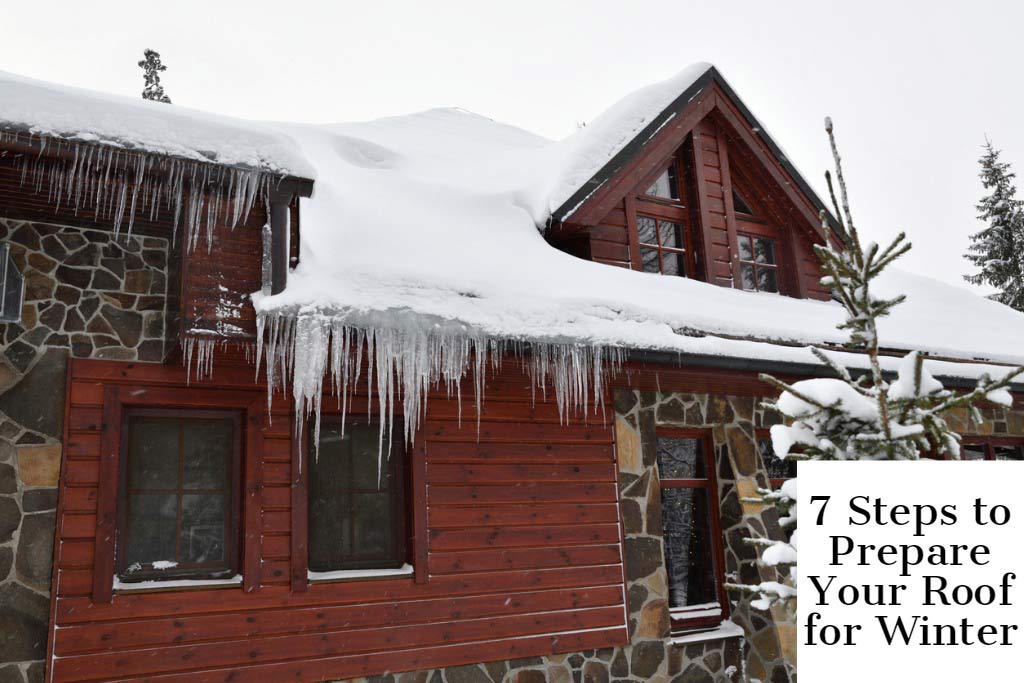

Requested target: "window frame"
[
  {"left": 736, "top": 232, "right": 780, "bottom": 293},
  {"left": 93, "top": 385, "right": 265, "bottom": 603},
  {"left": 115, "top": 408, "right": 243, "bottom": 583},
  {"left": 306, "top": 417, "right": 410, "bottom": 574},
  {"left": 655, "top": 427, "right": 730, "bottom": 632},
  {"left": 957, "top": 436, "right": 1024, "bottom": 461},
  {"left": 629, "top": 152, "right": 699, "bottom": 279}
]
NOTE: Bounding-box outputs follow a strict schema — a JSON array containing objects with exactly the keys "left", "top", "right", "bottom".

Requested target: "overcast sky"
[{"left": 2, "top": 1, "right": 1020, "bottom": 294}]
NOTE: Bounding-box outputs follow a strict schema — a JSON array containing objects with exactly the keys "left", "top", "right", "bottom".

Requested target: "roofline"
[
  {"left": 549, "top": 65, "right": 845, "bottom": 242},
  {"left": 626, "top": 348, "right": 1024, "bottom": 393}
]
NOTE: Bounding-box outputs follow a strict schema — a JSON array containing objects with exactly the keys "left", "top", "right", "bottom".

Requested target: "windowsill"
[
  {"left": 670, "top": 620, "right": 746, "bottom": 646},
  {"left": 113, "top": 574, "right": 243, "bottom": 594},
  {"left": 308, "top": 563, "right": 414, "bottom": 584}
]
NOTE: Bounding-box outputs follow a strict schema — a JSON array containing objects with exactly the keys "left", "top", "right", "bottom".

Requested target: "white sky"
[{"left": 2, "top": 0, "right": 1020, "bottom": 294}]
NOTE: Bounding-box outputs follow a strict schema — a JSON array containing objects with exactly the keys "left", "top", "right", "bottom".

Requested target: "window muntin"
[
  {"left": 118, "top": 410, "right": 241, "bottom": 582},
  {"left": 644, "top": 161, "right": 681, "bottom": 201},
  {"left": 738, "top": 233, "right": 779, "bottom": 293},
  {"left": 308, "top": 421, "right": 407, "bottom": 572},
  {"left": 656, "top": 429, "right": 728, "bottom": 630},
  {"left": 756, "top": 432, "right": 797, "bottom": 488}
]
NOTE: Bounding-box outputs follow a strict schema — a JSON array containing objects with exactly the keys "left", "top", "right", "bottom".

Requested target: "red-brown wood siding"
[
  {"left": 690, "top": 120, "right": 733, "bottom": 287},
  {"left": 48, "top": 357, "right": 628, "bottom": 683}
]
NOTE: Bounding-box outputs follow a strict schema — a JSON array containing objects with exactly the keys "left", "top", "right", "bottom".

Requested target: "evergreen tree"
[
  {"left": 964, "top": 141, "right": 1024, "bottom": 311},
  {"left": 138, "top": 49, "right": 172, "bottom": 104},
  {"left": 728, "top": 119, "right": 1023, "bottom": 610}
]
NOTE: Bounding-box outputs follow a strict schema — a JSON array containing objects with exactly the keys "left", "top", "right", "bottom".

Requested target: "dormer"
[{"left": 547, "top": 66, "right": 845, "bottom": 301}]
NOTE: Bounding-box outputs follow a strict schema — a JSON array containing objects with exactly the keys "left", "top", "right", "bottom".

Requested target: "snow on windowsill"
[
  {"left": 113, "top": 574, "right": 243, "bottom": 593},
  {"left": 307, "top": 563, "right": 414, "bottom": 583},
  {"left": 670, "top": 620, "right": 746, "bottom": 646},
  {"left": 670, "top": 602, "right": 723, "bottom": 621}
]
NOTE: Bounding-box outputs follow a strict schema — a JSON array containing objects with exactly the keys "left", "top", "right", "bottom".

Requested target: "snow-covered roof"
[
  {"left": 252, "top": 68, "right": 1024, "bottom": 374},
  {"left": 0, "top": 70, "right": 313, "bottom": 178}
]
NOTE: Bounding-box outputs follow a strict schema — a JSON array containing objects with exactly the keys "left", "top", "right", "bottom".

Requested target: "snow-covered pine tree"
[
  {"left": 728, "top": 119, "right": 1024, "bottom": 611},
  {"left": 138, "top": 49, "right": 172, "bottom": 104},
  {"left": 964, "top": 140, "right": 1024, "bottom": 311}
]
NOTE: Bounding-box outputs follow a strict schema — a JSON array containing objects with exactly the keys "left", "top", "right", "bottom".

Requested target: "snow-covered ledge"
[
  {"left": 113, "top": 574, "right": 243, "bottom": 593},
  {"left": 308, "top": 563, "right": 414, "bottom": 583},
  {"left": 670, "top": 620, "right": 746, "bottom": 646}
]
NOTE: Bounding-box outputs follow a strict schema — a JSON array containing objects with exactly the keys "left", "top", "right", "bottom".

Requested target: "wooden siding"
[{"left": 48, "top": 358, "right": 628, "bottom": 683}]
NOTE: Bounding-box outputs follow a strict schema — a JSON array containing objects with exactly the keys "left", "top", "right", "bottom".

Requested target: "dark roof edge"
[
  {"left": 626, "top": 348, "right": 1024, "bottom": 393},
  {"left": 549, "top": 65, "right": 845, "bottom": 241}
]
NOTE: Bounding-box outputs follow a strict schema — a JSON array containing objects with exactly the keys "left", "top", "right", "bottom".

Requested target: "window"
[
  {"left": 644, "top": 161, "right": 681, "bottom": 201},
  {"left": 737, "top": 234, "right": 779, "bottom": 293},
  {"left": 637, "top": 215, "right": 691, "bottom": 276},
  {"left": 308, "top": 421, "right": 408, "bottom": 573},
  {"left": 117, "top": 410, "right": 241, "bottom": 582},
  {"left": 959, "top": 438, "right": 1024, "bottom": 461},
  {"left": 757, "top": 431, "right": 797, "bottom": 488},
  {"left": 732, "top": 189, "right": 755, "bottom": 216},
  {"left": 656, "top": 429, "right": 728, "bottom": 631}
]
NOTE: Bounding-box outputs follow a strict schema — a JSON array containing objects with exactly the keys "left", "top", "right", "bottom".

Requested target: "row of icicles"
[{"left": 5, "top": 130, "right": 275, "bottom": 250}]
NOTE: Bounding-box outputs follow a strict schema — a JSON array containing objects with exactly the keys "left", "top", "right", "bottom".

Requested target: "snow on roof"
[
  {"left": 0, "top": 70, "right": 313, "bottom": 178},
  {"left": 253, "top": 67, "right": 1024, "bottom": 374}
]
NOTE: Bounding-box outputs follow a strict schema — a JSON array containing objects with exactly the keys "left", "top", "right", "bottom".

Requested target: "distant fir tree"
[
  {"left": 138, "top": 49, "right": 172, "bottom": 104},
  {"left": 964, "top": 140, "right": 1024, "bottom": 311}
]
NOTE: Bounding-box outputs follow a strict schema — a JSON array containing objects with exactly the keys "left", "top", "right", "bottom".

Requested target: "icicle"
[{"left": 256, "top": 311, "right": 625, "bottom": 477}]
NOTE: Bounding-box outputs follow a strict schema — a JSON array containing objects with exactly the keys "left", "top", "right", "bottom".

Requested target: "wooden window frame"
[
  {"left": 291, "top": 408, "right": 428, "bottom": 592},
  {"left": 655, "top": 427, "right": 730, "bottom": 632},
  {"left": 628, "top": 151, "right": 699, "bottom": 279},
  {"left": 93, "top": 386, "right": 265, "bottom": 603},
  {"left": 736, "top": 232, "right": 780, "bottom": 293},
  {"left": 958, "top": 436, "right": 1024, "bottom": 461},
  {"left": 306, "top": 418, "right": 410, "bottom": 573},
  {"left": 116, "top": 408, "right": 243, "bottom": 583}
]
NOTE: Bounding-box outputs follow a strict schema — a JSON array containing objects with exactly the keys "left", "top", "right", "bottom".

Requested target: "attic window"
[
  {"left": 737, "top": 234, "right": 778, "bottom": 293},
  {"left": 644, "top": 161, "right": 681, "bottom": 201},
  {"left": 732, "top": 190, "right": 755, "bottom": 216},
  {"left": 637, "top": 215, "right": 690, "bottom": 277}
]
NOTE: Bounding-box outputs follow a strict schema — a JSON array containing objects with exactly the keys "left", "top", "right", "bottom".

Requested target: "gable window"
[
  {"left": 656, "top": 428, "right": 729, "bottom": 631},
  {"left": 732, "top": 189, "right": 755, "bottom": 217},
  {"left": 117, "top": 410, "right": 241, "bottom": 582},
  {"left": 308, "top": 421, "right": 408, "bottom": 574},
  {"left": 637, "top": 215, "right": 692, "bottom": 276},
  {"left": 737, "top": 233, "right": 778, "bottom": 293},
  {"left": 644, "top": 161, "right": 681, "bottom": 201}
]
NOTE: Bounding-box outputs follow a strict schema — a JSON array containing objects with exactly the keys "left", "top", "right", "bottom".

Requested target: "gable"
[{"left": 547, "top": 70, "right": 844, "bottom": 301}]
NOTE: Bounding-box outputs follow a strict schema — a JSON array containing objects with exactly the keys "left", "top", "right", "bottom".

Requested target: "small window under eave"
[{"left": 732, "top": 189, "right": 756, "bottom": 217}]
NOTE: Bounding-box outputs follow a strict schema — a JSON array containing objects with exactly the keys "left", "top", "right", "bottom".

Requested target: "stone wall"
[{"left": 0, "top": 217, "right": 170, "bottom": 682}]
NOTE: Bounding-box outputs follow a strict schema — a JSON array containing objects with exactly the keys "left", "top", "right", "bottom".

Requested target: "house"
[{"left": 1, "top": 62, "right": 1023, "bottom": 683}]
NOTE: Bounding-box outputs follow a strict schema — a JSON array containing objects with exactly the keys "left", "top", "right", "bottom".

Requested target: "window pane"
[
  {"left": 637, "top": 216, "right": 658, "bottom": 246},
  {"left": 661, "top": 487, "right": 717, "bottom": 608},
  {"left": 124, "top": 493, "right": 177, "bottom": 567},
  {"left": 758, "top": 268, "right": 778, "bottom": 293},
  {"left": 754, "top": 237, "right": 776, "bottom": 265},
  {"left": 661, "top": 251, "right": 685, "bottom": 277},
  {"left": 657, "top": 436, "right": 706, "bottom": 480},
  {"left": 995, "top": 445, "right": 1024, "bottom": 461},
  {"left": 308, "top": 422, "right": 405, "bottom": 571},
  {"left": 962, "top": 444, "right": 987, "bottom": 460},
  {"left": 759, "top": 439, "right": 796, "bottom": 480},
  {"left": 180, "top": 494, "right": 226, "bottom": 564},
  {"left": 740, "top": 264, "right": 757, "bottom": 291},
  {"left": 640, "top": 248, "right": 660, "bottom": 274},
  {"left": 732, "top": 190, "right": 755, "bottom": 215},
  {"left": 737, "top": 235, "right": 753, "bottom": 262},
  {"left": 128, "top": 419, "right": 178, "bottom": 490},
  {"left": 658, "top": 221, "right": 682, "bottom": 250},
  {"left": 353, "top": 493, "right": 393, "bottom": 559},
  {"left": 182, "top": 419, "right": 232, "bottom": 490},
  {"left": 646, "top": 162, "right": 679, "bottom": 200}
]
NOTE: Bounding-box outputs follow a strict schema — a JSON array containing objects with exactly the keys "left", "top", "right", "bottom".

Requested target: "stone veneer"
[{"left": 0, "top": 217, "right": 170, "bottom": 682}]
